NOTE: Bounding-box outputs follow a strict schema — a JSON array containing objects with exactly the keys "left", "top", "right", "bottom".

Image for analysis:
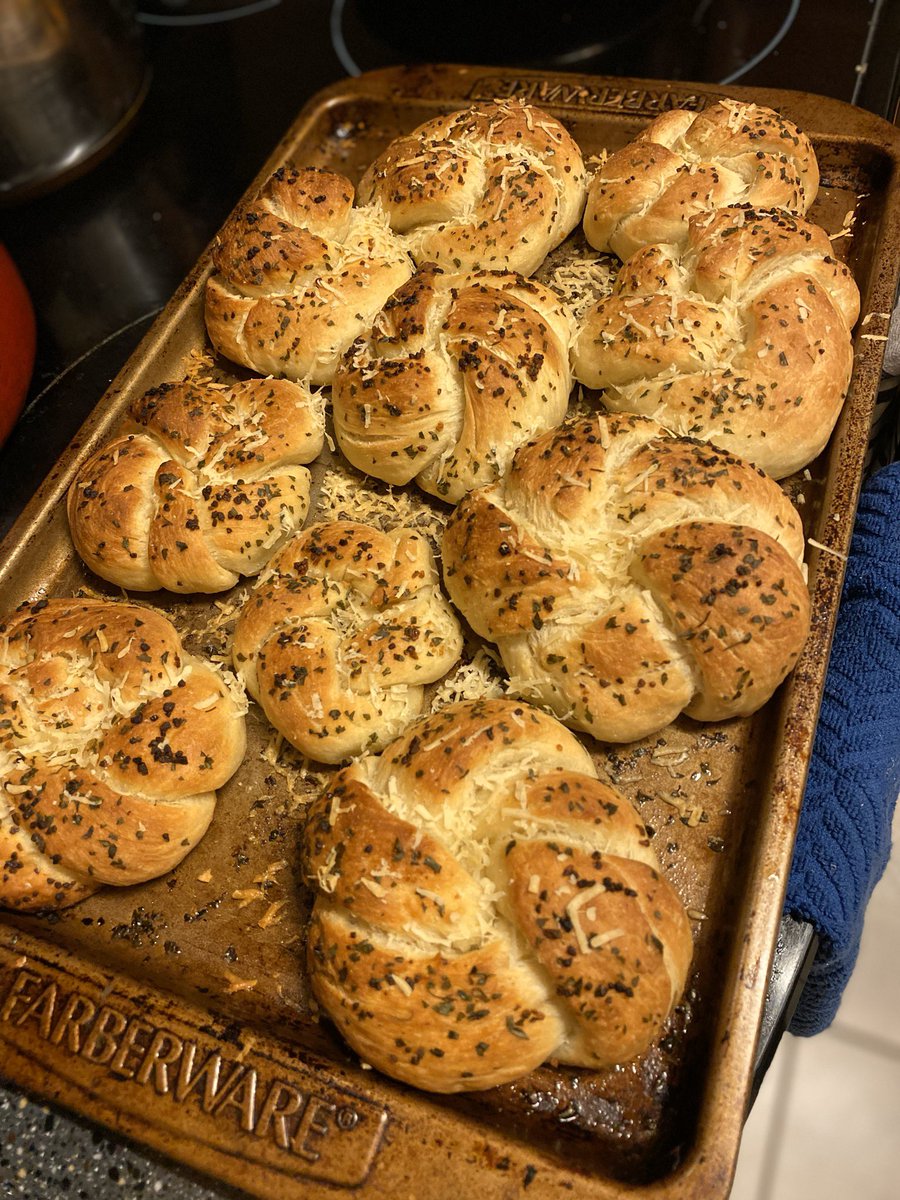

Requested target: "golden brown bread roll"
[
  {"left": 0, "top": 598, "right": 247, "bottom": 911},
  {"left": 232, "top": 521, "right": 463, "bottom": 763},
  {"left": 67, "top": 376, "right": 324, "bottom": 594},
  {"left": 584, "top": 99, "right": 819, "bottom": 260},
  {"left": 205, "top": 166, "right": 413, "bottom": 384},
  {"left": 572, "top": 207, "right": 860, "bottom": 479},
  {"left": 442, "top": 414, "right": 811, "bottom": 743},
  {"left": 357, "top": 100, "right": 587, "bottom": 276},
  {"left": 303, "top": 697, "right": 693, "bottom": 1092},
  {"left": 332, "top": 264, "right": 572, "bottom": 503}
]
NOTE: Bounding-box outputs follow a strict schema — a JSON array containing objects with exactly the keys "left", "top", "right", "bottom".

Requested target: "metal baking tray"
[{"left": 1, "top": 65, "right": 899, "bottom": 1200}]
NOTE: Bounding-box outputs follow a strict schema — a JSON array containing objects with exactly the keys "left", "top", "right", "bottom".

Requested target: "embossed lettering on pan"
[{"left": 0, "top": 958, "right": 388, "bottom": 1188}]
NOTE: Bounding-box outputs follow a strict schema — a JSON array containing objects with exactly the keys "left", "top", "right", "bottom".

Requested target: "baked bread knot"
[
  {"left": 572, "top": 207, "right": 860, "bottom": 479},
  {"left": 67, "top": 377, "right": 325, "bottom": 593},
  {"left": 303, "top": 698, "right": 693, "bottom": 1092},
  {"left": 357, "top": 100, "right": 587, "bottom": 276},
  {"left": 232, "top": 521, "right": 463, "bottom": 764},
  {"left": 205, "top": 166, "right": 413, "bottom": 384},
  {"left": 0, "top": 598, "right": 247, "bottom": 911},
  {"left": 442, "top": 415, "right": 810, "bottom": 743},
  {"left": 332, "top": 264, "right": 572, "bottom": 503},
  {"left": 585, "top": 99, "right": 818, "bottom": 260}
]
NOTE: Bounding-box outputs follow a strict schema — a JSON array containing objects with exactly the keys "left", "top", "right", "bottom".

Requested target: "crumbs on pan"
[
  {"left": 231, "top": 860, "right": 289, "bottom": 916},
  {"left": 223, "top": 970, "right": 258, "bottom": 993},
  {"left": 259, "top": 730, "right": 332, "bottom": 815}
]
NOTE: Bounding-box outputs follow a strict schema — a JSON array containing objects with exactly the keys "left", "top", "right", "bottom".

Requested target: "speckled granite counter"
[{"left": 0, "top": 1081, "right": 234, "bottom": 1199}]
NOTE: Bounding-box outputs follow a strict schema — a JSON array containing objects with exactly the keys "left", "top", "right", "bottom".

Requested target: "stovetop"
[
  {"left": 0, "top": 1, "right": 897, "bottom": 1197},
  {"left": 335, "top": 0, "right": 887, "bottom": 95}
]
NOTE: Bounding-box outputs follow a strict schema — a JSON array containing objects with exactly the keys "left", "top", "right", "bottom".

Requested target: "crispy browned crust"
[
  {"left": 67, "top": 376, "right": 324, "bottom": 594},
  {"left": 0, "top": 598, "right": 246, "bottom": 912},
  {"left": 584, "top": 100, "right": 819, "bottom": 259},
  {"left": 442, "top": 414, "right": 810, "bottom": 742},
  {"left": 573, "top": 207, "right": 860, "bottom": 478},
  {"left": 302, "top": 698, "right": 693, "bottom": 1091},
  {"left": 204, "top": 166, "right": 413, "bottom": 384},
  {"left": 358, "top": 100, "right": 587, "bottom": 276},
  {"left": 333, "top": 264, "right": 573, "bottom": 503},
  {"left": 232, "top": 521, "right": 463, "bottom": 763}
]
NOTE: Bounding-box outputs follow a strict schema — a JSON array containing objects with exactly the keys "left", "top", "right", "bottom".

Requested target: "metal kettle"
[{"left": 0, "top": 0, "right": 149, "bottom": 203}]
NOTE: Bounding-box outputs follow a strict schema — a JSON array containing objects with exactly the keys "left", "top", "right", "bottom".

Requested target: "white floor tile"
[
  {"left": 729, "top": 795, "right": 900, "bottom": 1197},
  {"left": 729, "top": 1042, "right": 794, "bottom": 1200},
  {"left": 764, "top": 1031, "right": 900, "bottom": 1200},
  {"left": 831, "top": 798, "right": 900, "bottom": 1045}
]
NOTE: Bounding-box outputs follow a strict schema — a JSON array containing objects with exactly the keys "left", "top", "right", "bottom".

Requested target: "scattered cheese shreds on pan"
[
  {"left": 429, "top": 647, "right": 506, "bottom": 711},
  {"left": 257, "top": 900, "right": 288, "bottom": 929},
  {"left": 315, "top": 466, "right": 448, "bottom": 544},
  {"left": 808, "top": 536, "right": 849, "bottom": 562},
  {"left": 223, "top": 970, "right": 258, "bottom": 993}
]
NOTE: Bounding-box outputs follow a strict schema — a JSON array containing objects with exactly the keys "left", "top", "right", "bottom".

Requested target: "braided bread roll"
[
  {"left": 0, "top": 598, "right": 247, "bottom": 911},
  {"left": 585, "top": 99, "right": 818, "bottom": 260},
  {"left": 332, "top": 264, "right": 572, "bottom": 503},
  {"left": 304, "top": 697, "right": 692, "bottom": 1092},
  {"left": 572, "top": 207, "right": 860, "bottom": 479},
  {"left": 205, "top": 166, "right": 413, "bottom": 384},
  {"left": 442, "top": 415, "right": 810, "bottom": 743},
  {"left": 67, "top": 377, "right": 324, "bottom": 593},
  {"left": 357, "top": 100, "right": 587, "bottom": 276},
  {"left": 232, "top": 521, "right": 463, "bottom": 763}
]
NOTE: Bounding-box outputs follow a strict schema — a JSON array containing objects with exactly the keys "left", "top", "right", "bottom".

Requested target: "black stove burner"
[
  {"left": 331, "top": 0, "right": 800, "bottom": 88},
  {"left": 136, "top": 0, "right": 284, "bottom": 22}
]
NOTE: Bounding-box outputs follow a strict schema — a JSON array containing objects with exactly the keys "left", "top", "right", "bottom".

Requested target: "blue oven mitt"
[{"left": 786, "top": 462, "right": 900, "bottom": 1035}]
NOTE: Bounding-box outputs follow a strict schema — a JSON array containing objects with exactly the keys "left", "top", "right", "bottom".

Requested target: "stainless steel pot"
[{"left": 0, "top": 0, "right": 150, "bottom": 203}]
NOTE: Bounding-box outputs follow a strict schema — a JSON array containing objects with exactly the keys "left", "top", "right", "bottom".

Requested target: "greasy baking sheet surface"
[{"left": 1, "top": 66, "right": 899, "bottom": 1200}]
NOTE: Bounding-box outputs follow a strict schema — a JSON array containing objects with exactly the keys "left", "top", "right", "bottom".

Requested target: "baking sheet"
[{"left": 1, "top": 65, "right": 899, "bottom": 1200}]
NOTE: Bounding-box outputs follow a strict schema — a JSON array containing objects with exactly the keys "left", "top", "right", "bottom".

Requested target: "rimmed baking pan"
[{"left": 1, "top": 64, "right": 899, "bottom": 1200}]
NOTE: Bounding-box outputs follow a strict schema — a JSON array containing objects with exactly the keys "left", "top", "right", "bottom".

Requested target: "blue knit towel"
[{"left": 786, "top": 463, "right": 900, "bottom": 1035}]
